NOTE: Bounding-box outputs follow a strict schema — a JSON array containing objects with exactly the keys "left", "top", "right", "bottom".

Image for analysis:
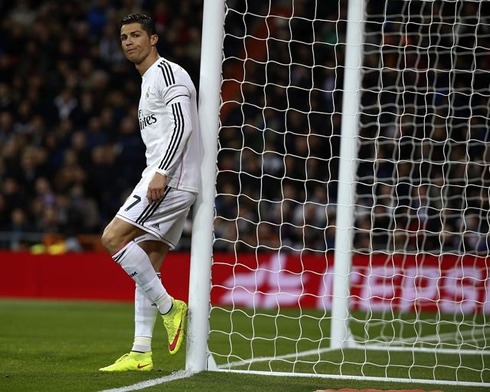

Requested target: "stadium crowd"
[
  {"left": 214, "top": 0, "right": 490, "bottom": 255},
  {"left": 0, "top": 0, "right": 202, "bottom": 250},
  {"left": 0, "top": 0, "right": 489, "bottom": 255}
]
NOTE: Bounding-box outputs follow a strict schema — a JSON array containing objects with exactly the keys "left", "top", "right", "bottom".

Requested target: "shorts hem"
[{"left": 115, "top": 214, "right": 176, "bottom": 250}]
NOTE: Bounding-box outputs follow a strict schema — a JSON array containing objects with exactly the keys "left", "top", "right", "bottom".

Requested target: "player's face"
[{"left": 120, "top": 23, "right": 156, "bottom": 64}]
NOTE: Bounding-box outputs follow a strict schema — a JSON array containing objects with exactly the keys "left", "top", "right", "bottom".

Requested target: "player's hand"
[{"left": 147, "top": 172, "right": 167, "bottom": 203}]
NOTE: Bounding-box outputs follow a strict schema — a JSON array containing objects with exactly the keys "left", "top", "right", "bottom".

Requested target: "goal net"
[{"left": 207, "top": 0, "right": 490, "bottom": 387}]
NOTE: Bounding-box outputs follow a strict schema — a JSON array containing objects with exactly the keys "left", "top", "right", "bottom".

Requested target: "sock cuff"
[
  {"left": 132, "top": 336, "right": 152, "bottom": 353},
  {"left": 112, "top": 241, "right": 136, "bottom": 264},
  {"left": 133, "top": 336, "right": 152, "bottom": 345}
]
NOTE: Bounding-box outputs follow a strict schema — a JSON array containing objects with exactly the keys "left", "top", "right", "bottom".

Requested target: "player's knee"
[{"left": 101, "top": 227, "right": 120, "bottom": 254}]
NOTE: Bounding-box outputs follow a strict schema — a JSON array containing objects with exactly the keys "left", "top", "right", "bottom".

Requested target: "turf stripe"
[{"left": 98, "top": 370, "right": 194, "bottom": 392}]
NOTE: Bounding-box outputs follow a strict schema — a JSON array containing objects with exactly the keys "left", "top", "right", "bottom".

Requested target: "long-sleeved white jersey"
[{"left": 138, "top": 57, "right": 202, "bottom": 194}]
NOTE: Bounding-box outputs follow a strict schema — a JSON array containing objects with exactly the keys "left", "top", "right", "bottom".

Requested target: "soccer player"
[{"left": 98, "top": 14, "right": 202, "bottom": 372}]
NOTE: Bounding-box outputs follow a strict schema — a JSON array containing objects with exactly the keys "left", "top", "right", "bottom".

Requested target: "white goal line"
[
  {"left": 213, "top": 368, "right": 490, "bottom": 389},
  {"left": 98, "top": 370, "right": 194, "bottom": 392}
]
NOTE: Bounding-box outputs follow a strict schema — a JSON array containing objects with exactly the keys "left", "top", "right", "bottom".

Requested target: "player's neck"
[{"left": 135, "top": 50, "right": 160, "bottom": 76}]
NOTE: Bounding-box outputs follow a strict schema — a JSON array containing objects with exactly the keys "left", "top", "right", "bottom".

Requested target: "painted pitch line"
[
  {"left": 389, "top": 328, "right": 485, "bottom": 345},
  {"left": 218, "top": 347, "right": 337, "bottom": 369},
  {"left": 98, "top": 370, "right": 194, "bottom": 392},
  {"left": 214, "top": 368, "right": 490, "bottom": 388}
]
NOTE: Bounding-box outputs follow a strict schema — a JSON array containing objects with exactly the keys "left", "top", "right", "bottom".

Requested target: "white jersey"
[{"left": 138, "top": 57, "right": 202, "bottom": 193}]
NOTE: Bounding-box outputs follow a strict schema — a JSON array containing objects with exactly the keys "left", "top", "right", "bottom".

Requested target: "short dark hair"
[{"left": 120, "top": 14, "right": 156, "bottom": 36}]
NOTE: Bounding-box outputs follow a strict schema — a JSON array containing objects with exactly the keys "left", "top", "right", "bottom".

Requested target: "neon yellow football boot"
[
  {"left": 99, "top": 351, "right": 153, "bottom": 372},
  {"left": 162, "top": 299, "right": 188, "bottom": 355}
]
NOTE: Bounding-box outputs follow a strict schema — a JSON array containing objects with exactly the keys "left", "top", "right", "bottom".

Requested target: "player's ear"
[{"left": 150, "top": 34, "right": 159, "bottom": 46}]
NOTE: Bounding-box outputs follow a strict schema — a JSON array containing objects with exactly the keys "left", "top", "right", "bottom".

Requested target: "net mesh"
[{"left": 209, "top": 0, "right": 490, "bottom": 385}]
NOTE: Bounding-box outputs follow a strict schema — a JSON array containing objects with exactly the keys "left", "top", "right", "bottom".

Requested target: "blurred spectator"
[
  {"left": 0, "top": 193, "right": 9, "bottom": 231},
  {"left": 9, "top": 208, "right": 31, "bottom": 251},
  {"left": 54, "top": 88, "right": 78, "bottom": 121}
]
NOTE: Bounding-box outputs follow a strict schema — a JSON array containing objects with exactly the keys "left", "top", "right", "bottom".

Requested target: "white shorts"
[{"left": 116, "top": 181, "right": 197, "bottom": 249}]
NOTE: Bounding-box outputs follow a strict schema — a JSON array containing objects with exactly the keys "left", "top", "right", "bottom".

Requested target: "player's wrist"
[{"left": 155, "top": 169, "right": 169, "bottom": 177}]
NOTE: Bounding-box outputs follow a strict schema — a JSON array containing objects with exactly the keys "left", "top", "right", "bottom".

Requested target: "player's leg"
[
  {"left": 133, "top": 238, "right": 187, "bottom": 356},
  {"left": 132, "top": 238, "right": 169, "bottom": 353},
  {"left": 143, "top": 189, "right": 196, "bottom": 356},
  {"left": 101, "top": 217, "right": 173, "bottom": 314},
  {"left": 100, "top": 187, "right": 196, "bottom": 371},
  {"left": 99, "top": 221, "right": 173, "bottom": 372},
  {"left": 130, "top": 238, "right": 187, "bottom": 358}
]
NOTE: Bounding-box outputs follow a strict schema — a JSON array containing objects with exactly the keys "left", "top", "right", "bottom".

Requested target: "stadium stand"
[{"left": 0, "top": 0, "right": 488, "bottom": 256}]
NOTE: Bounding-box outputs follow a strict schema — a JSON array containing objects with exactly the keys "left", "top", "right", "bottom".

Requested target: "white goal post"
[
  {"left": 188, "top": 0, "right": 490, "bottom": 388},
  {"left": 186, "top": 0, "right": 225, "bottom": 373}
]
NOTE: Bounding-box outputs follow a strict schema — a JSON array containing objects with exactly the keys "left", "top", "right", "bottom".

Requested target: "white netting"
[{"left": 209, "top": 0, "right": 490, "bottom": 386}]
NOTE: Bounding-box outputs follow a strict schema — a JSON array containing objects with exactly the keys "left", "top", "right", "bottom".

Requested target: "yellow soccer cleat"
[
  {"left": 162, "top": 299, "right": 188, "bottom": 355},
  {"left": 99, "top": 351, "right": 153, "bottom": 372}
]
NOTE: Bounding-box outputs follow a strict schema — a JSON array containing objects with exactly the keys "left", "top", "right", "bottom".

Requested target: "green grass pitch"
[{"left": 0, "top": 299, "right": 487, "bottom": 392}]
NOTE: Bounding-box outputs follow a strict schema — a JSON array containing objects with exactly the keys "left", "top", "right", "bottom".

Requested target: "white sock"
[
  {"left": 132, "top": 273, "right": 160, "bottom": 352},
  {"left": 132, "top": 336, "right": 152, "bottom": 353},
  {"left": 113, "top": 241, "right": 172, "bottom": 314}
]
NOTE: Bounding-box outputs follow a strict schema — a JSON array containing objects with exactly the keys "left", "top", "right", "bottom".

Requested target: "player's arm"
[{"left": 147, "top": 84, "right": 193, "bottom": 203}]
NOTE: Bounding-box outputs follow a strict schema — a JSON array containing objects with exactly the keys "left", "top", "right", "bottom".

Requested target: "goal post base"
[{"left": 207, "top": 351, "right": 218, "bottom": 371}]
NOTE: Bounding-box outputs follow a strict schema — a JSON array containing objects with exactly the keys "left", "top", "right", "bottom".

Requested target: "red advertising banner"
[
  {"left": 0, "top": 251, "right": 488, "bottom": 313},
  {"left": 211, "top": 252, "right": 490, "bottom": 313},
  {"left": 0, "top": 251, "right": 190, "bottom": 303}
]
